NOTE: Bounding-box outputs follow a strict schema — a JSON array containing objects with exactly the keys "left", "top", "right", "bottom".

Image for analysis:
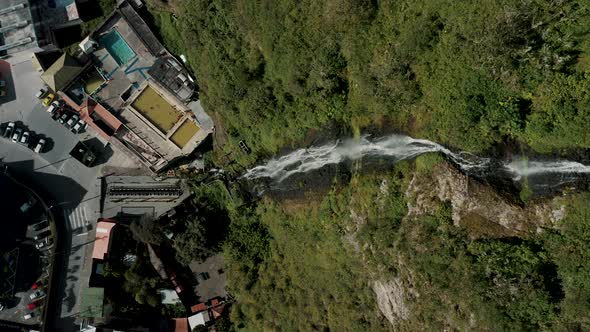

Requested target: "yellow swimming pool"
[
  {"left": 131, "top": 86, "right": 182, "bottom": 133},
  {"left": 171, "top": 119, "right": 200, "bottom": 148}
]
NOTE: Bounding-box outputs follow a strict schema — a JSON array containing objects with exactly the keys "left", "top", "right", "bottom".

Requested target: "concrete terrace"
[{"left": 91, "top": 11, "right": 156, "bottom": 111}]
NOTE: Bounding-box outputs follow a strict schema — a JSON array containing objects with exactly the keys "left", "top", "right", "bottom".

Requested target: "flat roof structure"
[
  {"left": 92, "top": 220, "right": 116, "bottom": 260},
  {"left": 160, "top": 289, "right": 182, "bottom": 305},
  {"left": 174, "top": 318, "right": 189, "bottom": 332},
  {"left": 102, "top": 175, "right": 191, "bottom": 218},
  {"left": 0, "top": 0, "right": 38, "bottom": 56},
  {"left": 188, "top": 311, "right": 210, "bottom": 329}
]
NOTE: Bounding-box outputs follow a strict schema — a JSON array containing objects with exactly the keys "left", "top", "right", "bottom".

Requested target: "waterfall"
[{"left": 242, "top": 134, "right": 590, "bottom": 190}]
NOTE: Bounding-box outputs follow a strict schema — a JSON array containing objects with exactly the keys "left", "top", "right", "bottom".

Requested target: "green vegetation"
[
  {"left": 139, "top": 0, "right": 590, "bottom": 330},
  {"left": 147, "top": 0, "right": 590, "bottom": 166},
  {"left": 211, "top": 162, "right": 590, "bottom": 330},
  {"left": 103, "top": 226, "right": 165, "bottom": 315},
  {"left": 80, "top": 0, "right": 116, "bottom": 36}
]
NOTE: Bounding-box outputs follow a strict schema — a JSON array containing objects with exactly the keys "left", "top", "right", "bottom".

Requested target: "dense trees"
[
  {"left": 140, "top": 0, "right": 590, "bottom": 330},
  {"left": 212, "top": 157, "right": 590, "bottom": 330},
  {"left": 148, "top": 0, "right": 590, "bottom": 163}
]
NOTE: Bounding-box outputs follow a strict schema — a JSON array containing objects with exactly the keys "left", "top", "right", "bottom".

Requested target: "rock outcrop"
[{"left": 405, "top": 162, "right": 566, "bottom": 237}]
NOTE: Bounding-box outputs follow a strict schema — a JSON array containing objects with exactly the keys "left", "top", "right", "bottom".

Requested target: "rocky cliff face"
[
  {"left": 405, "top": 162, "right": 566, "bottom": 238},
  {"left": 368, "top": 161, "right": 569, "bottom": 328}
]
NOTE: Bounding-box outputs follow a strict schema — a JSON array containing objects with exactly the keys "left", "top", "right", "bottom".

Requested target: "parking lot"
[
  {"left": 0, "top": 58, "right": 94, "bottom": 166},
  {"left": 0, "top": 52, "right": 144, "bottom": 331}
]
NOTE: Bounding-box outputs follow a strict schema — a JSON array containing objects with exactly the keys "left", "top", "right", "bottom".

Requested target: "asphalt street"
[{"left": 0, "top": 52, "right": 138, "bottom": 331}]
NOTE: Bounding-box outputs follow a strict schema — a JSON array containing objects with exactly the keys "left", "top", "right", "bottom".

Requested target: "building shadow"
[
  {"left": 82, "top": 137, "right": 114, "bottom": 166},
  {"left": 0, "top": 60, "right": 16, "bottom": 104},
  {"left": 4, "top": 159, "right": 88, "bottom": 206}
]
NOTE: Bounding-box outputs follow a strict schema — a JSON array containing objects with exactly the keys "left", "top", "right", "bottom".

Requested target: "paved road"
[{"left": 0, "top": 51, "right": 138, "bottom": 332}]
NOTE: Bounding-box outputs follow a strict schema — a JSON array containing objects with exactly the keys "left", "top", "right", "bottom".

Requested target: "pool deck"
[
  {"left": 91, "top": 12, "right": 155, "bottom": 111},
  {"left": 120, "top": 79, "right": 206, "bottom": 159}
]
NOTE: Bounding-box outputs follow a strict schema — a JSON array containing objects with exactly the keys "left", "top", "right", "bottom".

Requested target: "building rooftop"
[
  {"left": 81, "top": 98, "right": 123, "bottom": 140},
  {"left": 160, "top": 289, "right": 182, "bottom": 305},
  {"left": 41, "top": 54, "right": 84, "bottom": 92},
  {"left": 92, "top": 220, "right": 116, "bottom": 260},
  {"left": 117, "top": 1, "right": 164, "bottom": 56},
  {"left": 188, "top": 311, "right": 210, "bottom": 329},
  {"left": 0, "top": 0, "right": 38, "bottom": 56},
  {"left": 174, "top": 318, "right": 189, "bottom": 332},
  {"left": 31, "top": 49, "right": 63, "bottom": 72}
]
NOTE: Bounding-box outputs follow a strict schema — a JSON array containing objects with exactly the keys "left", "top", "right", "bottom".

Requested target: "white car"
[
  {"left": 34, "top": 138, "right": 46, "bottom": 153},
  {"left": 12, "top": 127, "right": 22, "bottom": 143},
  {"left": 29, "top": 290, "right": 45, "bottom": 301},
  {"left": 35, "top": 88, "right": 47, "bottom": 99},
  {"left": 4, "top": 122, "right": 15, "bottom": 138},
  {"left": 35, "top": 238, "right": 52, "bottom": 250},
  {"left": 58, "top": 112, "right": 69, "bottom": 124},
  {"left": 0, "top": 303, "right": 4, "bottom": 311},
  {"left": 46, "top": 101, "right": 59, "bottom": 114},
  {"left": 24, "top": 313, "right": 33, "bottom": 320},
  {"left": 66, "top": 114, "right": 79, "bottom": 128},
  {"left": 20, "top": 131, "right": 30, "bottom": 145}
]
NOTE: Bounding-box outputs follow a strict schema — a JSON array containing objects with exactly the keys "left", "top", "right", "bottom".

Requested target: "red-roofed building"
[
  {"left": 211, "top": 304, "right": 225, "bottom": 319},
  {"left": 190, "top": 302, "right": 207, "bottom": 314},
  {"left": 174, "top": 318, "right": 189, "bottom": 332},
  {"left": 92, "top": 219, "right": 116, "bottom": 260},
  {"left": 61, "top": 94, "right": 123, "bottom": 141},
  {"left": 79, "top": 98, "right": 123, "bottom": 140}
]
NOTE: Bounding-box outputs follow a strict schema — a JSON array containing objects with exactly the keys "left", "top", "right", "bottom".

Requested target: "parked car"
[
  {"left": 29, "top": 290, "right": 45, "bottom": 301},
  {"left": 34, "top": 138, "right": 46, "bottom": 154},
  {"left": 34, "top": 230, "right": 51, "bottom": 241},
  {"left": 46, "top": 101, "right": 59, "bottom": 114},
  {"left": 23, "top": 313, "right": 33, "bottom": 320},
  {"left": 0, "top": 89, "right": 5, "bottom": 97},
  {"left": 35, "top": 88, "right": 47, "bottom": 99},
  {"left": 0, "top": 80, "right": 5, "bottom": 87},
  {"left": 58, "top": 112, "right": 70, "bottom": 124},
  {"left": 66, "top": 114, "right": 79, "bottom": 128},
  {"left": 4, "top": 122, "right": 15, "bottom": 138},
  {"left": 0, "top": 303, "right": 4, "bottom": 311},
  {"left": 51, "top": 110, "right": 61, "bottom": 120},
  {"left": 42, "top": 93, "right": 54, "bottom": 107},
  {"left": 35, "top": 238, "right": 52, "bottom": 250},
  {"left": 12, "top": 128, "right": 22, "bottom": 143},
  {"left": 19, "top": 131, "right": 30, "bottom": 146},
  {"left": 32, "top": 220, "right": 49, "bottom": 231}
]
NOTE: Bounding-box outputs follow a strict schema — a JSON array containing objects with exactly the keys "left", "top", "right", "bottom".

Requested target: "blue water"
[
  {"left": 47, "top": 0, "right": 74, "bottom": 8},
  {"left": 98, "top": 30, "right": 136, "bottom": 66}
]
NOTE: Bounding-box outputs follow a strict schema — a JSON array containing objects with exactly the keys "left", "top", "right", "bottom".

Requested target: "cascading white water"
[
  {"left": 505, "top": 160, "right": 590, "bottom": 180},
  {"left": 242, "top": 134, "right": 590, "bottom": 185}
]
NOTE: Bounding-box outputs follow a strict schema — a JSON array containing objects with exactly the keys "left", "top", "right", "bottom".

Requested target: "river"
[{"left": 241, "top": 134, "right": 590, "bottom": 198}]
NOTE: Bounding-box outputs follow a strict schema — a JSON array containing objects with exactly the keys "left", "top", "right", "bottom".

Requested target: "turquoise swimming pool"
[{"left": 99, "top": 29, "right": 136, "bottom": 66}]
